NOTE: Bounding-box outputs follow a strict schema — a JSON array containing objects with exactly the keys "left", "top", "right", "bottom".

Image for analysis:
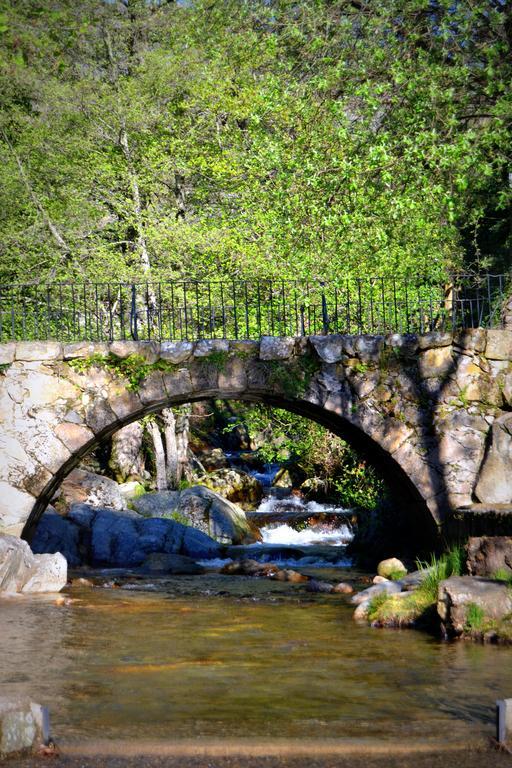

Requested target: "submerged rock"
[
  {"left": 351, "top": 581, "right": 402, "bottom": 605},
  {"left": 333, "top": 582, "right": 354, "bottom": 594},
  {"left": 0, "top": 534, "right": 67, "bottom": 594},
  {"left": 305, "top": 579, "right": 334, "bottom": 593},
  {"left": 140, "top": 553, "right": 204, "bottom": 575}
]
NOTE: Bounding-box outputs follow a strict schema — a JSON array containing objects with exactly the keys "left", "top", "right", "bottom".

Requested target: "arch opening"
[{"left": 24, "top": 390, "right": 439, "bottom": 559}]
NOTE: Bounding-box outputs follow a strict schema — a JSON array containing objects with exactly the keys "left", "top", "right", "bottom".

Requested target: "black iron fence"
[{"left": 0, "top": 274, "right": 509, "bottom": 343}]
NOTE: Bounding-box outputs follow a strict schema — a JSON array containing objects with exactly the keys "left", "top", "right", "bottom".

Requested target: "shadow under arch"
[{"left": 22, "top": 388, "right": 439, "bottom": 551}]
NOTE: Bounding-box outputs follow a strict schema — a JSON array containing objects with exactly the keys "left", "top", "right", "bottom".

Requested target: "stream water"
[{"left": 2, "top": 458, "right": 512, "bottom": 754}]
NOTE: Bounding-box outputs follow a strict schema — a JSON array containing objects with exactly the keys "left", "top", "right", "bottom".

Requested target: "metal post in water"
[{"left": 497, "top": 699, "right": 512, "bottom": 744}]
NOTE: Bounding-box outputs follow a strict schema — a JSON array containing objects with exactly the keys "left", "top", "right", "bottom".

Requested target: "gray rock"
[
  {"left": 179, "top": 486, "right": 256, "bottom": 544},
  {"left": 305, "top": 579, "right": 334, "bottom": 594},
  {"left": 351, "top": 581, "right": 402, "bottom": 605},
  {"left": 194, "top": 339, "right": 229, "bottom": 357},
  {"left": 181, "top": 526, "right": 223, "bottom": 559},
  {"left": 467, "top": 536, "right": 512, "bottom": 577},
  {"left": 0, "top": 697, "right": 50, "bottom": 758},
  {"left": 417, "top": 331, "right": 453, "bottom": 350},
  {"left": 438, "top": 575, "right": 512, "bottom": 634},
  {"left": 259, "top": 336, "right": 296, "bottom": 360},
  {"left": 160, "top": 341, "right": 194, "bottom": 363},
  {"left": 15, "top": 341, "right": 62, "bottom": 361},
  {"left": 140, "top": 552, "right": 204, "bottom": 574},
  {"left": 475, "top": 413, "right": 512, "bottom": 503},
  {"left": 309, "top": 335, "right": 344, "bottom": 363},
  {"left": 354, "top": 335, "right": 384, "bottom": 361},
  {"left": 131, "top": 490, "right": 181, "bottom": 518},
  {"left": 0, "top": 534, "right": 67, "bottom": 594},
  {"left": 58, "top": 469, "right": 125, "bottom": 512},
  {"left": 0, "top": 342, "right": 16, "bottom": 365}
]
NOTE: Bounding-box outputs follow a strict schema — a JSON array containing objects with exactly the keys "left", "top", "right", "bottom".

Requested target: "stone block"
[
  {"left": 259, "top": 336, "right": 295, "bottom": 360},
  {"left": 162, "top": 368, "right": 193, "bottom": 398},
  {"left": 0, "top": 697, "right": 50, "bottom": 757},
  {"left": 194, "top": 338, "right": 229, "bottom": 357},
  {"left": 0, "top": 484, "right": 36, "bottom": 537},
  {"left": 55, "top": 422, "right": 95, "bottom": 453},
  {"left": 160, "top": 341, "right": 194, "bottom": 363},
  {"left": 385, "top": 333, "right": 418, "bottom": 357},
  {"left": 218, "top": 358, "right": 247, "bottom": 391},
  {"left": 354, "top": 334, "right": 384, "bottom": 361},
  {"left": 229, "top": 340, "right": 259, "bottom": 356},
  {"left": 137, "top": 371, "right": 167, "bottom": 405},
  {"left": 418, "top": 346, "right": 454, "bottom": 378},
  {"left": 109, "top": 340, "right": 160, "bottom": 363},
  {"left": 0, "top": 343, "right": 16, "bottom": 364},
  {"left": 63, "top": 342, "right": 109, "bottom": 360},
  {"left": 84, "top": 398, "right": 118, "bottom": 435},
  {"left": 309, "top": 335, "right": 344, "bottom": 363},
  {"left": 15, "top": 342, "right": 62, "bottom": 362},
  {"left": 417, "top": 331, "right": 453, "bottom": 350},
  {"left": 475, "top": 413, "right": 512, "bottom": 504},
  {"left": 453, "top": 328, "right": 486, "bottom": 353},
  {"left": 486, "top": 329, "right": 512, "bottom": 361}
]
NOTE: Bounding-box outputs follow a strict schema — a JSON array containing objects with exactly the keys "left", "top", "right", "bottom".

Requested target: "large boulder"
[
  {"left": 32, "top": 509, "right": 81, "bottom": 566},
  {"left": 0, "top": 534, "right": 67, "bottom": 594},
  {"left": 475, "top": 413, "right": 512, "bottom": 504},
  {"left": 56, "top": 469, "right": 125, "bottom": 513},
  {"left": 131, "top": 490, "right": 180, "bottom": 518},
  {"left": 197, "top": 468, "right": 263, "bottom": 507},
  {"left": 437, "top": 575, "right": 512, "bottom": 635},
  {"left": 31, "top": 503, "right": 222, "bottom": 568},
  {"left": 0, "top": 697, "right": 50, "bottom": 758},
  {"left": 178, "top": 486, "right": 257, "bottom": 544},
  {"left": 467, "top": 537, "right": 512, "bottom": 577}
]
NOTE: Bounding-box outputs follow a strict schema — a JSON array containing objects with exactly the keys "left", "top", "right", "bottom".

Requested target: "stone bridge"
[{"left": 0, "top": 330, "right": 511, "bottom": 544}]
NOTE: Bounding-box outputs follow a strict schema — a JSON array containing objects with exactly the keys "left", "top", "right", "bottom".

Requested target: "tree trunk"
[
  {"left": 162, "top": 408, "right": 179, "bottom": 489},
  {"left": 148, "top": 419, "right": 167, "bottom": 491},
  {"left": 109, "top": 421, "right": 145, "bottom": 483},
  {"left": 176, "top": 406, "right": 191, "bottom": 482}
]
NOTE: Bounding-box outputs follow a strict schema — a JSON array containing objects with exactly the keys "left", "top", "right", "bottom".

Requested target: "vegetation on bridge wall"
[{"left": 0, "top": 0, "right": 510, "bottom": 286}]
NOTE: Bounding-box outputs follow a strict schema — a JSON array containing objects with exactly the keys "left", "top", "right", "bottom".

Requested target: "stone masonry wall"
[{"left": 0, "top": 329, "right": 511, "bottom": 539}]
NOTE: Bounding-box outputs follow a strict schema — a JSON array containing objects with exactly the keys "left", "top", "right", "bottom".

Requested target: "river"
[{"left": 2, "top": 465, "right": 512, "bottom": 761}]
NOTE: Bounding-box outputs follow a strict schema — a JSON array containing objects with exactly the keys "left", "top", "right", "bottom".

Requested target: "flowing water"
[
  {"left": 1, "top": 570, "right": 512, "bottom": 751},
  {"left": 3, "top": 459, "right": 512, "bottom": 756}
]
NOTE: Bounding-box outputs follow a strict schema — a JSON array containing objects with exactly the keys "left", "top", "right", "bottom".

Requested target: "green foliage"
[
  {"left": 68, "top": 353, "right": 178, "bottom": 391},
  {"left": 387, "top": 569, "right": 407, "bottom": 582},
  {"left": 416, "top": 546, "right": 465, "bottom": 603},
  {"left": 224, "top": 401, "right": 384, "bottom": 508},
  {"left": 493, "top": 568, "right": 512, "bottom": 585},
  {"left": 168, "top": 510, "right": 190, "bottom": 527},
  {"left": 0, "top": 0, "right": 509, "bottom": 286},
  {"left": 465, "top": 603, "right": 485, "bottom": 632},
  {"left": 0, "top": 363, "right": 11, "bottom": 374},
  {"left": 205, "top": 350, "right": 230, "bottom": 371}
]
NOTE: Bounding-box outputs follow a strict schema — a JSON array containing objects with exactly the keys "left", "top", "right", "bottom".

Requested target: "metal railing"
[{"left": 0, "top": 274, "right": 509, "bottom": 343}]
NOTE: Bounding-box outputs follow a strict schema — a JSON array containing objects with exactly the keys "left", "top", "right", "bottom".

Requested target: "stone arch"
[
  {"left": 21, "top": 385, "right": 436, "bottom": 545},
  {"left": 1, "top": 331, "right": 509, "bottom": 543}
]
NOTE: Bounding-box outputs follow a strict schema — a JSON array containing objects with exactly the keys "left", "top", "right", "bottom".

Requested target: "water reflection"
[{"left": 1, "top": 578, "right": 510, "bottom": 746}]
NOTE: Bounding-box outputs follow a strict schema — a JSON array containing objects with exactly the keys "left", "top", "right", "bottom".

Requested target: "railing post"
[
  {"left": 130, "top": 284, "right": 138, "bottom": 341},
  {"left": 321, "top": 281, "right": 329, "bottom": 334}
]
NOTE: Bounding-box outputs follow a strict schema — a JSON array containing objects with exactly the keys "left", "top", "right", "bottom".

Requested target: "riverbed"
[{"left": 2, "top": 568, "right": 512, "bottom": 754}]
